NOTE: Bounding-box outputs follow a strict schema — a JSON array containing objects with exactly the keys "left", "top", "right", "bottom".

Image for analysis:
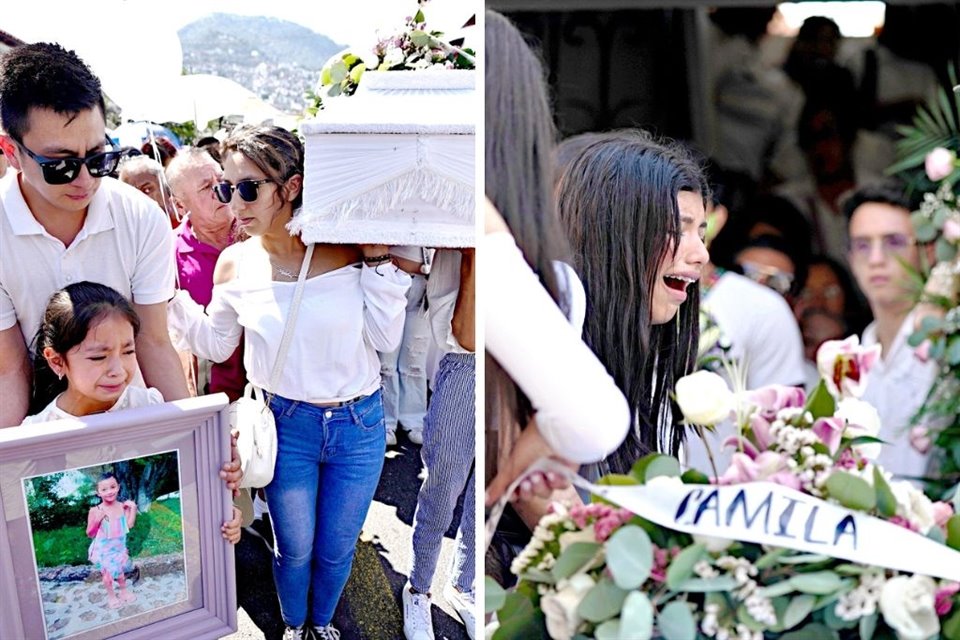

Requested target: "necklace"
[{"left": 270, "top": 260, "right": 299, "bottom": 280}]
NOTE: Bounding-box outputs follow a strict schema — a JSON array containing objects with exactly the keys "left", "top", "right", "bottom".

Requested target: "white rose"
[
  {"left": 675, "top": 371, "right": 735, "bottom": 426},
  {"left": 879, "top": 575, "right": 940, "bottom": 640},
  {"left": 836, "top": 398, "right": 882, "bottom": 460},
  {"left": 384, "top": 46, "right": 405, "bottom": 68},
  {"left": 693, "top": 534, "right": 734, "bottom": 553},
  {"left": 558, "top": 525, "right": 596, "bottom": 554},
  {"left": 890, "top": 481, "right": 937, "bottom": 534},
  {"left": 541, "top": 573, "right": 596, "bottom": 640}
]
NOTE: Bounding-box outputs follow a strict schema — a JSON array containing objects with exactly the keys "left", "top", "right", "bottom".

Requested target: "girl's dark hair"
[
  {"left": 485, "top": 11, "right": 573, "bottom": 477},
  {"left": 221, "top": 124, "right": 305, "bottom": 210},
  {"left": 97, "top": 471, "right": 117, "bottom": 485},
  {"left": 30, "top": 282, "right": 141, "bottom": 414},
  {"left": 557, "top": 129, "right": 708, "bottom": 471}
]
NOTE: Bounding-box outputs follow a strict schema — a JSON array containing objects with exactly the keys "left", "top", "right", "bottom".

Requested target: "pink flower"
[
  {"left": 816, "top": 336, "right": 882, "bottom": 400},
  {"left": 715, "top": 451, "right": 800, "bottom": 490},
  {"left": 936, "top": 583, "right": 960, "bottom": 616},
  {"left": 933, "top": 501, "right": 955, "bottom": 528},
  {"left": 747, "top": 385, "right": 806, "bottom": 420},
  {"left": 925, "top": 147, "right": 957, "bottom": 182},
  {"left": 889, "top": 515, "right": 920, "bottom": 532},
  {"left": 812, "top": 417, "right": 844, "bottom": 454},
  {"left": 835, "top": 448, "right": 859, "bottom": 470},
  {"left": 944, "top": 218, "right": 960, "bottom": 243},
  {"left": 910, "top": 425, "right": 933, "bottom": 454},
  {"left": 914, "top": 339, "right": 932, "bottom": 363}
]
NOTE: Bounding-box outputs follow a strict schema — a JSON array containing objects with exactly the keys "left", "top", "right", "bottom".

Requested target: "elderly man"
[
  {"left": 165, "top": 147, "right": 245, "bottom": 401},
  {"left": 119, "top": 155, "right": 179, "bottom": 227}
]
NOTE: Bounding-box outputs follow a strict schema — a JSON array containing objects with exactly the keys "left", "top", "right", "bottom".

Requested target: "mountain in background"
[{"left": 178, "top": 13, "right": 345, "bottom": 114}]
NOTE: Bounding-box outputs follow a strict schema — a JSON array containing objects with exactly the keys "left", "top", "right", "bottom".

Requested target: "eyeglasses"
[
  {"left": 740, "top": 262, "right": 795, "bottom": 296},
  {"left": 17, "top": 136, "right": 123, "bottom": 185},
  {"left": 848, "top": 233, "right": 916, "bottom": 260},
  {"left": 212, "top": 179, "right": 273, "bottom": 204}
]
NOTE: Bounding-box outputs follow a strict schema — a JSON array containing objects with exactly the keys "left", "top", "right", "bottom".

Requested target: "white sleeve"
[
  {"left": 166, "top": 288, "right": 242, "bottom": 363},
  {"left": 484, "top": 232, "right": 630, "bottom": 463},
  {"left": 743, "top": 292, "right": 806, "bottom": 388},
  {"left": 361, "top": 264, "right": 411, "bottom": 352}
]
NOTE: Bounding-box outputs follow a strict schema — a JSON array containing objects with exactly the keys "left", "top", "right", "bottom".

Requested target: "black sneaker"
[
  {"left": 282, "top": 626, "right": 308, "bottom": 640},
  {"left": 309, "top": 624, "right": 341, "bottom": 640}
]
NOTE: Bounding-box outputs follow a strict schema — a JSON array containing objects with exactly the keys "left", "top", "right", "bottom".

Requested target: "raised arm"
[
  {"left": 0, "top": 324, "right": 31, "bottom": 427},
  {"left": 358, "top": 244, "right": 411, "bottom": 352},
  {"left": 451, "top": 249, "right": 475, "bottom": 353}
]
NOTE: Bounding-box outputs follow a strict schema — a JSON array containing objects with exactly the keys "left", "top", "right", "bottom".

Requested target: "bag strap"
[{"left": 267, "top": 243, "right": 315, "bottom": 394}]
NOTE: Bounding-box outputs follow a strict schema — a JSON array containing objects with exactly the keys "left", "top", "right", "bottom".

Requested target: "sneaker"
[
  {"left": 444, "top": 583, "right": 476, "bottom": 640},
  {"left": 282, "top": 626, "right": 308, "bottom": 640},
  {"left": 402, "top": 581, "right": 435, "bottom": 640},
  {"left": 309, "top": 624, "right": 341, "bottom": 640},
  {"left": 407, "top": 427, "right": 424, "bottom": 445},
  {"left": 386, "top": 428, "right": 398, "bottom": 446}
]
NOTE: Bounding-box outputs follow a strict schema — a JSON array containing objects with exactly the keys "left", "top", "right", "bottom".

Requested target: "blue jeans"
[
  {"left": 379, "top": 275, "right": 430, "bottom": 432},
  {"left": 264, "top": 390, "right": 386, "bottom": 627}
]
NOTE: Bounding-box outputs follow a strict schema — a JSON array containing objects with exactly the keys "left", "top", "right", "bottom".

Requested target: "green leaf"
[
  {"left": 670, "top": 575, "right": 738, "bottom": 592},
  {"left": 595, "top": 619, "right": 621, "bottom": 640},
  {"left": 596, "top": 473, "right": 639, "bottom": 487},
  {"left": 665, "top": 543, "right": 706, "bottom": 590},
  {"left": 349, "top": 64, "right": 365, "bottom": 85},
  {"left": 907, "top": 328, "right": 928, "bottom": 348},
  {"left": 410, "top": 30, "right": 431, "bottom": 47},
  {"left": 834, "top": 564, "right": 867, "bottom": 576},
  {"left": 948, "top": 336, "right": 960, "bottom": 366},
  {"left": 552, "top": 542, "right": 601, "bottom": 581},
  {"left": 329, "top": 60, "right": 348, "bottom": 84},
  {"left": 778, "top": 553, "right": 833, "bottom": 564},
  {"left": 916, "top": 219, "right": 939, "bottom": 243},
  {"left": 657, "top": 601, "right": 696, "bottom": 640},
  {"left": 619, "top": 591, "right": 654, "bottom": 640},
  {"left": 824, "top": 603, "right": 858, "bottom": 630},
  {"left": 937, "top": 236, "right": 959, "bottom": 263},
  {"left": 736, "top": 604, "right": 765, "bottom": 631},
  {"left": 680, "top": 468, "right": 711, "bottom": 484},
  {"left": 873, "top": 466, "right": 898, "bottom": 518},
  {"left": 606, "top": 525, "right": 653, "bottom": 590},
  {"left": 825, "top": 471, "right": 877, "bottom": 511},
  {"left": 947, "top": 514, "right": 960, "bottom": 550},
  {"left": 630, "top": 453, "right": 662, "bottom": 483},
  {"left": 780, "top": 623, "right": 839, "bottom": 640},
  {"left": 804, "top": 380, "right": 836, "bottom": 419},
  {"left": 643, "top": 455, "right": 682, "bottom": 482},
  {"left": 789, "top": 571, "right": 844, "bottom": 595},
  {"left": 756, "top": 547, "right": 790, "bottom": 569},
  {"left": 860, "top": 612, "right": 878, "bottom": 640},
  {"left": 578, "top": 577, "right": 628, "bottom": 623},
  {"left": 492, "top": 591, "right": 542, "bottom": 640},
  {"left": 944, "top": 607, "right": 960, "bottom": 640},
  {"left": 758, "top": 580, "right": 797, "bottom": 599},
  {"left": 783, "top": 594, "right": 816, "bottom": 631},
  {"left": 413, "top": 9, "right": 425, "bottom": 23},
  {"left": 485, "top": 576, "right": 506, "bottom": 614}
]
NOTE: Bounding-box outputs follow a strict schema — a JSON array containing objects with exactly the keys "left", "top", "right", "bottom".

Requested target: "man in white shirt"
[
  {"left": 843, "top": 181, "right": 937, "bottom": 480},
  {"left": 0, "top": 42, "right": 188, "bottom": 426}
]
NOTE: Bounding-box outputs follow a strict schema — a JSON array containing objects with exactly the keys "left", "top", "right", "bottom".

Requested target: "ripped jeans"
[{"left": 379, "top": 274, "right": 429, "bottom": 432}]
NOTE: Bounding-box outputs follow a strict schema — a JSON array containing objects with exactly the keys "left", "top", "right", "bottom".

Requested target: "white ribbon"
[{"left": 487, "top": 459, "right": 960, "bottom": 581}]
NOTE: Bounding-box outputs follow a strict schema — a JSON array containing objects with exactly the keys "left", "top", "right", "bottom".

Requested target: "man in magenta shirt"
[{"left": 167, "top": 147, "right": 246, "bottom": 401}]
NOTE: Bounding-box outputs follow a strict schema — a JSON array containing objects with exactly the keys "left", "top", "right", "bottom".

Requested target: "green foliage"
[
  {"left": 619, "top": 591, "right": 653, "bottom": 639},
  {"left": 485, "top": 576, "right": 507, "bottom": 614},
  {"left": 803, "top": 381, "right": 836, "bottom": 420},
  {"left": 578, "top": 577, "right": 627, "bottom": 623},
  {"left": 605, "top": 526, "right": 652, "bottom": 590},
  {"left": 630, "top": 454, "right": 681, "bottom": 484},
  {"left": 492, "top": 590, "right": 543, "bottom": 640},
  {"left": 825, "top": 471, "right": 877, "bottom": 511},
  {"left": 657, "top": 601, "right": 696, "bottom": 640},
  {"left": 553, "top": 542, "right": 601, "bottom": 581}
]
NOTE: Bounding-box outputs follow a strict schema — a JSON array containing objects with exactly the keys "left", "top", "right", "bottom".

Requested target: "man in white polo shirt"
[{"left": 0, "top": 42, "right": 188, "bottom": 426}]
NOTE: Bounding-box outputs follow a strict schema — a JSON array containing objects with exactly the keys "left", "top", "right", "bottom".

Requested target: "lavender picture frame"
[{"left": 0, "top": 394, "right": 236, "bottom": 640}]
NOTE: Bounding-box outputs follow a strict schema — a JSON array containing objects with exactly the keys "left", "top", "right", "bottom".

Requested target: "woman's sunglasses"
[
  {"left": 212, "top": 179, "right": 273, "bottom": 204},
  {"left": 17, "top": 136, "right": 123, "bottom": 185}
]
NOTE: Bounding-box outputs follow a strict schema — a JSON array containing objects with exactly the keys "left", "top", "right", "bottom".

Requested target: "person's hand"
[
  {"left": 220, "top": 432, "right": 243, "bottom": 498},
  {"left": 122, "top": 500, "right": 137, "bottom": 512},
  {"left": 485, "top": 423, "right": 577, "bottom": 508},
  {"left": 358, "top": 244, "right": 390, "bottom": 259},
  {"left": 221, "top": 506, "right": 243, "bottom": 545}
]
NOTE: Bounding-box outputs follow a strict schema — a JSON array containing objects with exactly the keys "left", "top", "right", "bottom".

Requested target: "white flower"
[
  {"left": 889, "top": 480, "right": 937, "bottom": 534},
  {"left": 540, "top": 573, "right": 595, "bottom": 640},
  {"left": 557, "top": 525, "right": 596, "bottom": 554},
  {"left": 693, "top": 534, "right": 734, "bottom": 553},
  {"left": 879, "top": 575, "right": 940, "bottom": 640},
  {"left": 675, "top": 370, "right": 736, "bottom": 426},
  {"left": 383, "top": 45, "right": 405, "bottom": 68},
  {"left": 836, "top": 398, "right": 882, "bottom": 460}
]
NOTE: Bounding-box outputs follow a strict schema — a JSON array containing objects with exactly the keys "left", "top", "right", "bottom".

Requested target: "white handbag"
[{"left": 231, "top": 244, "right": 314, "bottom": 489}]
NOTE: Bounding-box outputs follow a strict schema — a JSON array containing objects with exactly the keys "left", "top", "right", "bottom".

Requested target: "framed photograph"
[{"left": 0, "top": 395, "right": 236, "bottom": 640}]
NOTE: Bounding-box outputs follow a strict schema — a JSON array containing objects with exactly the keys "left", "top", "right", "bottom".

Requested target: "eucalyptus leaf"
[
  {"left": 606, "top": 526, "right": 653, "bottom": 590},
  {"left": 671, "top": 575, "right": 738, "bottom": 592},
  {"left": 665, "top": 543, "right": 706, "bottom": 590},
  {"left": 948, "top": 336, "right": 960, "bottom": 366},
  {"left": 824, "top": 604, "right": 858, "bottom": 630},
  {"left": 943, "top": 607, "right": 960, "bottom": 640},
  {"left": 778, "top": 553, "right": 833, "bottom": 564},
  {"left": 736, "top": 604, "right": 765, "bottom": 632},
  {"left": 630, "top": 453, "right": 661, "bottom": 483},
  {"left": 873, "top": 466, "right": 898, "bottom": 518},
  {"left": 492, "top": 592, "right": 541, "bottom": 640},
  {"left": 789, "top": 571, "right": 844, "bottom": 595},
  {"left": 915, "top": 219, "right": 940, "bottom": 243},
  {"left": 578, "top": 577, "right": 628, "bottom": 623},
  {"left": 619, "top": 592, "right": 653, "bottom": 640},
  {"left": 657, "top": 601, "right": 696, "bottom": 640},
  {"left": 804, "top": 381, "right": 836, "bottom": 419},
  {"left": 410, "top": 30, "right": 431, "bottom": 47},
  {"left": 783, "top": 594, "right": 816, "bottom": 630},
  {"left": 595, "top": 619, "right": 621, "bottom": 640},
  {"left": 937, "top": 236, "right": 959, "bottom": 263},
  {"left": 485, "top": 576, "right": 506, "bottom": 614},
  {"left": 329, "top": 60, "right": 348, "bottom": 84},
  {"left": 757, "top": 580, "right": 796, "bottom": 599},
  {"left": 825, "top": 472, "right": 877, "bottom": 511},
  {"left": 552, "top": 542, "right": 602, "bottom": 581},
  {"left": 780, "top": 622, "right": 839, "bottom": 640},
  {"left": 643, "top": 455, "right": 682, "bottom": 482},
  {"left": 860, "top": 612, "right": 878, "bottom": 640},
  {"left": 756, "top": 547, "right": 790, "bottom": 569}
]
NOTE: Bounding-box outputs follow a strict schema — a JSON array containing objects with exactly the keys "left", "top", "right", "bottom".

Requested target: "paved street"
[{"left": 224, "top": 431, "right": 471, "bottom": 640}]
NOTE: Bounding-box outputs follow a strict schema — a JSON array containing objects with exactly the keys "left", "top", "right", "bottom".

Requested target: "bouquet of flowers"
[
  {"left": 305, "top": 0, "right": 475, "bottom": 114},
  {"left": 890, "top": 78, "right": 960, "bottom": 497},
  {"left": 485, "top": 337, "right": 960, "bottom": 640}
]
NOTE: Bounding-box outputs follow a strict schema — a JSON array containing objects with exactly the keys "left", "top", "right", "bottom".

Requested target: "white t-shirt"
[
  {"left": 425, "top": 249, "right": 472, "bottom": 355},
  {"left": 0, "top": 175, "right": 175, "bottom": 351},
  {"left": 685, "top": 271, "right": 806, "bottom": 474},
  {"left": 21, "top": 386, "right": 163, "bottom": 425},
  {"left": 861, "top": 311, "right": 938, "bottom": 480},
  {"left": 484, "top": 231, "right": 629, "bottom": 464},
  {"left": 168, "top": 240, "right": 410, "bottom": 403}
]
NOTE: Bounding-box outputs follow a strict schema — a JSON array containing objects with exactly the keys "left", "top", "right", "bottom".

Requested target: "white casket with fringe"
[{"left": 291, "top": 70, "right": 475, "bottom": 247}]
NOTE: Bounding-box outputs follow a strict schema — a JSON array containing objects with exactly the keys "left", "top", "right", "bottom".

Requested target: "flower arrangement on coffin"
[
  {"left": 485, "top": 337, "right": 960, "bottom": 640},
  {"left": 888, "top": 77, "right": 960, "bottom": 498},
  {"left": 304, "top": 0, "right": 475, "bottom": 115}
]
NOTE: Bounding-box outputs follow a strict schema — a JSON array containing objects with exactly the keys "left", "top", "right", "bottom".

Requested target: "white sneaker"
[
  {"left": 407, "top": 427, "right": 424, "bottom": 445},
  {"left": 386, "top": 428, "right": 398, "bottom": 447},
  {"left": 444, "top": 583, "right": 476, "bottom": 640},
  {"left": 402, "top": 582, "right": 435, "bottom": 640}
]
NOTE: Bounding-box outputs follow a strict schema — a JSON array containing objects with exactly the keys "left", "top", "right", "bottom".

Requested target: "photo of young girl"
[{"left": 87, "top": 471, "right": 138, "bottom": 610}]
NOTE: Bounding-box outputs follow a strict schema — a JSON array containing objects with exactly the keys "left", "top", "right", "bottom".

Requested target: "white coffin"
[{"left": 291, "top": 70, "right": 476, "bottom": 247}]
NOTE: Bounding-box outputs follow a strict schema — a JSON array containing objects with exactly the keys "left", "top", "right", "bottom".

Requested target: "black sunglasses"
[
  {"left": 17, "top": 136, "right": 123, "bottom": 185},
  {"left": 212, "top": 179, "right": 273, "bottom": 204}
]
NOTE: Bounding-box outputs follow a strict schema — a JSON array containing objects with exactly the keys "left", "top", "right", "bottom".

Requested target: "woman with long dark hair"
[{"left": 556, "top": 130, "right": 710, "bottom": 474}]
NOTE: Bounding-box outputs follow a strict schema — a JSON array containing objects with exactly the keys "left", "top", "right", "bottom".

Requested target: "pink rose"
[
  {"left": 925, "top": 147, "right": 957, "bottom": 182},
  {"left": 944, "top": 218, "right": 960, "bottom": 243},
  {"left": 910, "top": 425, "right": 933, "bottom": 455},
  {"left": 933, "top": 501, "right": 954, "bottom": 528},
  {"left": 936, "top": 583, "right": 960, "bottom": 617}
]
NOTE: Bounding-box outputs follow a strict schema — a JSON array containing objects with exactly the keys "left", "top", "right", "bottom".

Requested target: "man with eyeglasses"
[
  {"left": 0, "top": 42, "right": 189, "bottom": 426},
  {"left": 843, "top": 181, "right": 938, "bottom": 482}
]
